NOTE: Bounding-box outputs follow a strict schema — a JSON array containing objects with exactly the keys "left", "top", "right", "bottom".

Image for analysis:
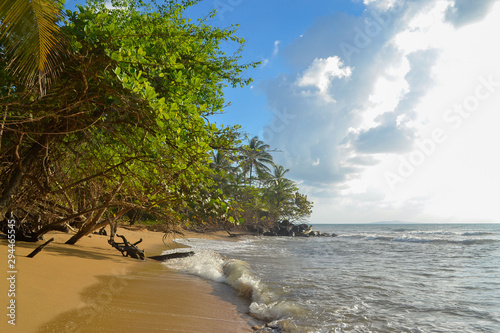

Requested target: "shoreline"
[{"left": 0, "top": 226, "right": 260, "bottom": 332}]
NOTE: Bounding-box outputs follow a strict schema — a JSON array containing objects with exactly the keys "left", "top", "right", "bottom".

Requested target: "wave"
[
  {"left": 462, "top": 232, "right": 495, "bottom": 236},
  {"left": 336, "top": 231, "right": 498, "bottom": 245},
  {"left": 386, "top": 237, "right": 498, "bottom": 245},
  {"left": 162, "top": 249, "right": 303, "bottom": 324},
  {"left": 162, "top": 249, "right": 226, "bottom": 282},
  {"left": 364, "top": 236, "right": 394, "bottom": 242},
  {"left": 409, "top": 231, "right": 496, "bottom": 237}
]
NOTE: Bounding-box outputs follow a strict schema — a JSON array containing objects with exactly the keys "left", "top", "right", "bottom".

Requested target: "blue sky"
[
  {"left": 182, "top": 1, "right": 367, "bottom": 137},
  {"left": 73, "top": 0, "right": 500, "bottom": 223}
]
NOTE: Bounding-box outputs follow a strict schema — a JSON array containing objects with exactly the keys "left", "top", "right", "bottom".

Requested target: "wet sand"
[{"left": 0, "top": 227, "right": 259, "bottom": 332}]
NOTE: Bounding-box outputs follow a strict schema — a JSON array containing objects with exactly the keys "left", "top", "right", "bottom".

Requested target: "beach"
[{"left": 0, "top": 227, "right": 260, "bottom": 332}]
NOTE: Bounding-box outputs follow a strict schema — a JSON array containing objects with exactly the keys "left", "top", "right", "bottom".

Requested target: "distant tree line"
[{"left": 0, "top": 0, "right": 312, "bottom": 244}]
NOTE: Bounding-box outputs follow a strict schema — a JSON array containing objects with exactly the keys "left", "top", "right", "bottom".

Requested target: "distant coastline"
[{"left": 314, "top": 221, "right": 499, "bottom": 225}]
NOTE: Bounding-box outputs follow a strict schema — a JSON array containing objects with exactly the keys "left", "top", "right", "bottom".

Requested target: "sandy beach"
[{"left": 0, "top": 226, "right": 260, "bottom": 332}]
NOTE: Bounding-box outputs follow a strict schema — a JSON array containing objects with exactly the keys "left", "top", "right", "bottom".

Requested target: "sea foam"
[
  {"left": 163, "top": 249, "right": 225, "bottom": 282},
  {"left": 162, "top": 247, "right": 301, "bottom": 323}
]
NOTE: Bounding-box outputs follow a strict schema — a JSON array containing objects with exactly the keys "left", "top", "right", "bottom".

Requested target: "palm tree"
[
  {"left": 264, "top": 165, "right": 298, "bottom": 221},
  {"left": 0, "top": 0, "right": 67, "bottom": 94},
  {"left": 210, "top": 149, "right": 237, "bottom": 191},
  {"left": 211, "top": 150, "right": 232, "bottom": 172},
  {"left": 265, "top": 165, "right": 297, "bottom": 205},
  {"left": 239, "top": 136, "right": 274, "bottom": 186},
  {"left": 266, "top": 165, "right": 292, "bottom": 186}
]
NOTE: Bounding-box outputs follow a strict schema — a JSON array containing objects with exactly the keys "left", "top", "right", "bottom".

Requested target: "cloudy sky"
[
  {"left": 192, "top": 0, "right": 500, "bottom": 223},
  {"left": 95, "top": 0, "right": 500, "bottom": 223},
  {"left": 184, "top": 0, "right": 500, "bottom": 223}
]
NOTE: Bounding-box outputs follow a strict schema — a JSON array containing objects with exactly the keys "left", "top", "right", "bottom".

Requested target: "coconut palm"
[
  {"left": 265, "top": 165, "right": 297, "bottom": 204},
  {"left": 0, "top": 0, "right": 67, "bottom": 94},
  {"left": 264, "top": 164, "right": 300, "bottom": 222},
  {"left": 211, "top": 150, "right": 232, "bottom": 172},
  {"left": 239, "top": 136, "right": 274, "bottom": 185},
  {"left": 266, "top": 165, "right": 293, "bottom": 187},
  {"left": 210, "top": 149, "right": 237, "bottom": 191}
]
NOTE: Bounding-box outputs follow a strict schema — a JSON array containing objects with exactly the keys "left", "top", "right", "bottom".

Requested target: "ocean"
[{"left": 163, "top": 224, "right": 500, "bottom": 333}]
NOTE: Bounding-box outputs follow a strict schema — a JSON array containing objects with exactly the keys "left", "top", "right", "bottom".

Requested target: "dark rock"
[
  {"left": 258, "top": 227, "right": 269, "bottom": 234},
  {"left": 298, "top": 223, "right": 309, "bottom": 230},
  {"left": 279, "top": 219, "right": 293, "bottom": 227},
  {"left": 277, "top": 227, "right": 291, "bottom": 236},
  {"left": 256, "top": 220, "right": 336, "bottom": 239}
]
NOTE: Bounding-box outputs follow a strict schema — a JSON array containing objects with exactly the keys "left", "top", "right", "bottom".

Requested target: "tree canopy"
[{"left": 0, "top": 0, "right": 312, "bottom": 244}]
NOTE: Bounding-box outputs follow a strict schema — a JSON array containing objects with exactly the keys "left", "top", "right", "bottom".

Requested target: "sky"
[{"left": 75, "top": 0, "right": 500, "bottom": 223}]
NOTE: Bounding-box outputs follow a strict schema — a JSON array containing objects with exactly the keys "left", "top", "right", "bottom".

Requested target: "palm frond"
[{"left": 0, "top": 0, "right": 66, "bottom": 94}]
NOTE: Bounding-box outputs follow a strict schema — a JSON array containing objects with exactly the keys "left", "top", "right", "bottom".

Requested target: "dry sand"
[{"left": 0, "top": 227, "right": 260, "bottom": 332}]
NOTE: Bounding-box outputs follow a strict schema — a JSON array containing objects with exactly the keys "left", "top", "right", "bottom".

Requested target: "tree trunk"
[
  {"left": 65, "top": 207, "right": 107, "bottom": 245},
  {"left": 65, "top": 180, "right": 124, "bottom": 245},
  {"left": 108, "top": 207, "right": 132, "bottom": 242},
  {"left": 0, "top": 135, "right": 47, "bottom": 220}
]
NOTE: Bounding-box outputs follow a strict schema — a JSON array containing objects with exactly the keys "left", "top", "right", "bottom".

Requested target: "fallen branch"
[
  {"left": 27, "top": 238, "right": 54, "bottom": 258},
  {"left": 148, "top": 251, "right": 194, "bottom": 261},
  {"left": 108, "top": 234, "right": 145, "bottom": 260}
]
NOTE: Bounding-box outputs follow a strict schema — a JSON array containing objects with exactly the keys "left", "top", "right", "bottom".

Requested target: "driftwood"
[
  {"left": 27, "top": 238, "right": 54, "bottom": 258},
  {"left": 108, "top": 234, "right": 145, "bottom": 260},
  {"left": 148, "top": 251, "right": 194, "bottom": 261}
]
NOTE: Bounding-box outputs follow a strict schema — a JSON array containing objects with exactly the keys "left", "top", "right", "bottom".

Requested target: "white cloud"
[
  {"left": 263, "top": 0, "right": 500, "bottom": 223},
  {"left": 296, "top": 56, "right": 352, "bottom": 102},
  {"left": 392, "top": 1, "right": 453, "bottom": 54},
  {"left": 273, "top": 40, "right": 280, "bottom": 56},
  {"left": 363, "top": 0, "right": 401, "bottom": 10}
]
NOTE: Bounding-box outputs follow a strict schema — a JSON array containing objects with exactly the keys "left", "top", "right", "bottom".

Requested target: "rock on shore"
[{"left": 252, "top": 220, "right": 337, "bottom": 238}]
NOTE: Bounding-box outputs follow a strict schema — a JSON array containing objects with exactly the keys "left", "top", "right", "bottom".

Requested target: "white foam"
[
  {"left": 223, "top": 259, "right": 261, "bottom": 300},
  {"left": 249, "top": 300, "right": 304, "bottom": 322},
  {"left": 163, "top": 250, "right": 225, "bottom": 282},
  {"left": 162, "top": 246, "right": 302, "bottom": 323}
]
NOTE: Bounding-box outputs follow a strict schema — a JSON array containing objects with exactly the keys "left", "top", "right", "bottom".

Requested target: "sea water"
[{"left": 162, "top": 224, "right": 500, "bottom": 332}]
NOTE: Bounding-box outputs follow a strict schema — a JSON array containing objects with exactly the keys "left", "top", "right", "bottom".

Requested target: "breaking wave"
[
  {"left": 336, "top": 231, "right": 499, "bottom": 245},
  {"left": 162, "top": 249, "right": 302, "bottom": 323}
]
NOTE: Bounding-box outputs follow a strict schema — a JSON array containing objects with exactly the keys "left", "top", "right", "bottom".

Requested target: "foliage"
[
  {"left": 0, "top": 0, "right": 68, "bottom": 94},
  {"left": 0, "top": 0, "right": 312, "bottom": 244},
  {"left": 198, "top": 137, "right": 314, "bottom": 230},
  {"left": 0, "top": 0, "right": 258, "bottom": 243}
]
